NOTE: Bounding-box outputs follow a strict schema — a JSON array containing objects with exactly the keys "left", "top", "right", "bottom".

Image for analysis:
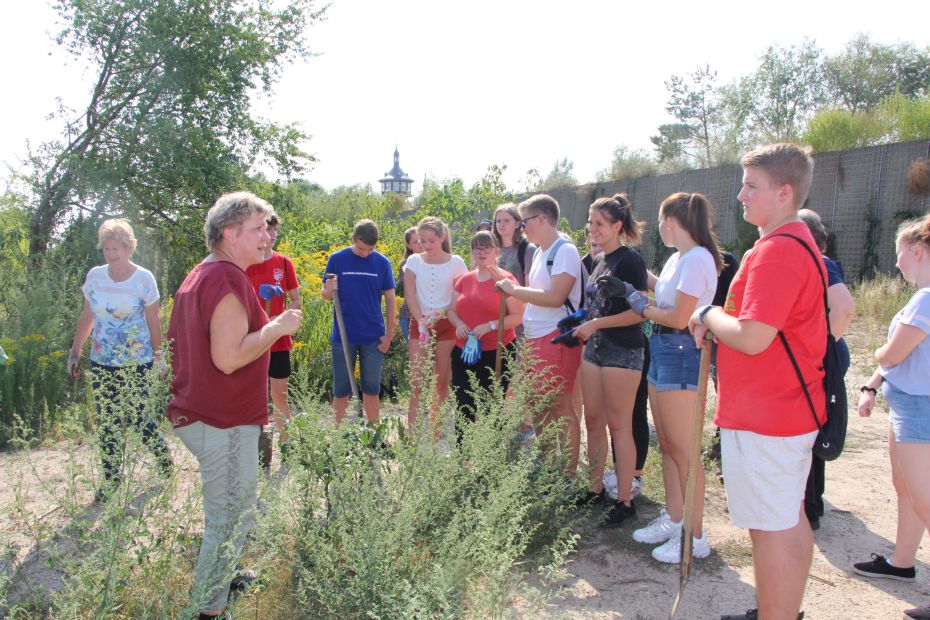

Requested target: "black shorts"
[{"left": 269, "top": 350, "right": 292, "bottom": 379}]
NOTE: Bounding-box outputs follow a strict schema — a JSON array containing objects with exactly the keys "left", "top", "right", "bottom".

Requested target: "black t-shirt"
[
  {"left": 712, "top": 251, "right": 738, "bottom": 307},
  {"left": 585, "top": 245, "right": 648, "bottom": 348}
]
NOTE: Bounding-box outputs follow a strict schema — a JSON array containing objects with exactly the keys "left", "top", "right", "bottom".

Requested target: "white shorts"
[{"left": 721, "top": 428, "right": 817, "bottom": 531}]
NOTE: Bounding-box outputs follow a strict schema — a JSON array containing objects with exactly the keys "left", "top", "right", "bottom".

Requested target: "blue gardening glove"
[
  {"left": 596, "top": 275, "right": 649, "bottom": 316},
  {"left": 258, "top": 284, "right": 285, "bottom": 301},
  {"left": 551, "top": 329, "right": 582, "bottom": 348},
  {"left": 460, "top": 333, "right": 481, "bottom": 365},
  {"left": 556, "top": 307, "right": 587, "bottom": 332},
  {"left": 552, "top": 308, "right": 586, "bottom": 348}
]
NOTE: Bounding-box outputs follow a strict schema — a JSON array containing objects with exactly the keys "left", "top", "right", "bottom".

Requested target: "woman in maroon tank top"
[{"left": 167, "top": 192, "right": 302, "bottom": 619}]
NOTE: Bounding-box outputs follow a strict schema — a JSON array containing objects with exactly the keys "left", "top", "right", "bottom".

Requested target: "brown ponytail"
[
  {"left": 659, "top": 192, "right": 723, "bottom": 273},
  {"left": 590, "top": 193, "right": 645, "bottom": 246}
]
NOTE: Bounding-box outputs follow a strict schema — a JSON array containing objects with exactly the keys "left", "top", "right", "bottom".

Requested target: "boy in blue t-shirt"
[{"left": 322, "top": 219, "right": 396, "bottom": 423}]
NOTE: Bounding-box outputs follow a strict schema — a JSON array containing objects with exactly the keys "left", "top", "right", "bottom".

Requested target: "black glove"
[{"left": 595, "top": 275, "right": 649, "bottom": 316}]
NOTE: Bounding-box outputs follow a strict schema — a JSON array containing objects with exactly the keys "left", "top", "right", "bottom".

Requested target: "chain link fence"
[{"left": 541, "top": 139, "right": 930, "bottom": 279}]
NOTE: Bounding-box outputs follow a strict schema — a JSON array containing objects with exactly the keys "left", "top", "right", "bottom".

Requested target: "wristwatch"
[
  {"left": 488, "top": 320, "right": 498, "bottom": 330},
  {"left": 859, "top": 385, "right": 878, "bottom": 395}
]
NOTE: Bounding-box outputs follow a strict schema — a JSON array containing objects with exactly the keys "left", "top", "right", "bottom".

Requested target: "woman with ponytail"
[
  {"left": 629, "top": 192, "right": 720, "bottom": 563},
  {"left": 571, "top": 193, "right": 649, "bottom": 527},
  {"left": 403, "top": 216, "right": 467, "bottom": 433},
  {"left": 854, "top": 216, "right": 930, "bottom": 620}
]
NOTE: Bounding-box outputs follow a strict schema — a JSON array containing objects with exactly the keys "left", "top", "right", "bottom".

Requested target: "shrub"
[{"left": 273, "top": 349, "right": 582, "bottom": 619}]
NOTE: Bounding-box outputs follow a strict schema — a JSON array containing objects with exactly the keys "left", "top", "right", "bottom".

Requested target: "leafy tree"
[
  {"left": 651, "top": 65, "right": 722, "bottom": 167},
  {"left": 747, "top": 39, "right": 828, "bottom": 141},
  {"left": 414, "top": 166, "right": 514, "bottom": 249},
  {"left": 881, "top": 93, "right": 930, "bottom": 142},
  {"left": 27, "top": 0, "right": 324, "bottom": 260},
  {"left": 596, "top": 145, "right": 657, "bottom": 182},
  {"left": 823, "top": 34, "right": 930, "bottom": 111},
  {"left": 650, "top": 123, "right": 693, "bottom": 165},
  {"left": 803, "top": 94, "right": 930, "bottom": 153},
  {"left": 802, "top": 108, "right": 887, "bottom": 152},
  {"left": 534, "top": 158, "right": 578, "bottom": 191}
]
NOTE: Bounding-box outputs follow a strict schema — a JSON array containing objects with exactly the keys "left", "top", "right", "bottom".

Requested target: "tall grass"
[
  {"left": 0, "top": 255, "right": 89, "bottom": 447},
  {"left": 2, "top": 347, "right": 583, "bottom": 619},
  {"left": 849, "top": 273, "right": 915, "bottom": 358}
]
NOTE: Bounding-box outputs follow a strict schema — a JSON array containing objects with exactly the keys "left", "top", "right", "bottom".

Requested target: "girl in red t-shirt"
[
  {"left": 245, "top": 214, "right": 301, "bottom": 470},
  {"left": 447, "top": 231, "right": 524, "bottom": 441}
]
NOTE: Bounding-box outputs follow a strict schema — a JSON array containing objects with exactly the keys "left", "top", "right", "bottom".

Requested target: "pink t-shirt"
[
  {"left": 168, "top": 261, "right": 270, "bottom": 429},
  {"left": 715, "top": 222, "right": 827, "bottom": 437},
  {"left": 453, "top": 270, "right": 518, "bottom": 351}
]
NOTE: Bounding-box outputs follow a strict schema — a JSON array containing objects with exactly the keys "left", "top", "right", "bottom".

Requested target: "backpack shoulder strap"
[
  {"left": 770, "top": 233, "right": 830, "bottom": 434},
  {"left": 545, "top": 237, "right": 576, "bottom": 314},
  {"left": 517, "top": 239, "right": 528, "bottom": 275}
]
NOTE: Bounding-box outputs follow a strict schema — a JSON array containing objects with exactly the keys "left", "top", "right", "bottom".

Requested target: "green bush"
[{"left": 273, "top": 353, "right": 582, "bottom": 619}]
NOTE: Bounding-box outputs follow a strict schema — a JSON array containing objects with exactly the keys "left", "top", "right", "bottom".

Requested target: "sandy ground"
[{"left": 1, "top": 325, "right": 928, "bottom": 619}]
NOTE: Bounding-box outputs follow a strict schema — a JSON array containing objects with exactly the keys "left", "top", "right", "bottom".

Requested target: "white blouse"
[{"left": 403, "top": 253, "right": 467, "bottom": 314}]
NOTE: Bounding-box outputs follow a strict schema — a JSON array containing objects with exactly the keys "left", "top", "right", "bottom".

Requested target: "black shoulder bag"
[{"left": 773, "top": 233, "right": 848, "bottom": 461}]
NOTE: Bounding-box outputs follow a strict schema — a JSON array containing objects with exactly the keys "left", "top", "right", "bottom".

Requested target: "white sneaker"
[
  {"left": 651, "top": 529, "right": 711, "bottom": 564},
  {"left": 603, "top": 469, "right": 618, "bottom": 500},
  {"left": 630, "top": 476, "right": 642, "bottom": 499},
  {"left": 632, "top": 508, "right": 681, "bottom": 544}
]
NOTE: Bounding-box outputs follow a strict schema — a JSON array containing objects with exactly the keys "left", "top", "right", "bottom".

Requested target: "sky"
[{"left": 1, "top": 0, "right": 929, "bottom": 195}]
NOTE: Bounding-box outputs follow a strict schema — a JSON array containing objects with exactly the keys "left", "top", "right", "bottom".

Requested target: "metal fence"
[{"left": 541, "top": 139, "right": 930, "bottom": 279}]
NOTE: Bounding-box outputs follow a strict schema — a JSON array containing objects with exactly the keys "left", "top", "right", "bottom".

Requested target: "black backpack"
[{"left": 773, "top": 233, "right": 848, "bottom": 461}]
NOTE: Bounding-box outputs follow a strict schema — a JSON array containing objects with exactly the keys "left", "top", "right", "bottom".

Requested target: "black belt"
[{"left": 653, "top": 324, "right": 691, "bottom": 335}]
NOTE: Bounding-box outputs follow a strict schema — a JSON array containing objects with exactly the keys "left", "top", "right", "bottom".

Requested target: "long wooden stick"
[
  {"left": 332, "top": 284, "right": 363, "bottom": 419},
  {"left": 670, "top": 332, "right": 714, "bottom": 619}
]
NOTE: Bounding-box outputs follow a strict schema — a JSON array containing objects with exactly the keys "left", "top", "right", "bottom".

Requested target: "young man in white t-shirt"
[{"left": 497, "top": 194, "right": 583, "bottom": 473}]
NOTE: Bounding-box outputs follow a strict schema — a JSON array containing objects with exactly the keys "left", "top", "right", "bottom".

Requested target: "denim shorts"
[
  {"left": 331, "top": 341, "right": 384, "bottom": 397},
  {"left": 646, "top": 333, "right": 701, "bottom": 392},
  {"left": 582, "top": 331, "right": 644, "bottom": 371},
  {"left": 883, "top": 381, "right": 930, "bottom": 444}
]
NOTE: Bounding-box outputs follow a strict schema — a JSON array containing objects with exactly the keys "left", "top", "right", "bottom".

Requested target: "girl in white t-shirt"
[
  {"left": 403, "top": 216, "right": 468, "bottom": 433},
  {"left": 631, "top": 192, "right": 721, "bottom": 563}
]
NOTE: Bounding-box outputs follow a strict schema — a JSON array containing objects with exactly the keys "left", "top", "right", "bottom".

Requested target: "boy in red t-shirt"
[
  {"left": 246, "top": 214, "right": 301, "bottom": 473},
  {"left": 689, "top": 144, "right": 825, "bottom": 620}
]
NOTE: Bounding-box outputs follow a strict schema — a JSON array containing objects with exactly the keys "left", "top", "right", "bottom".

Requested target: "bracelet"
[
  {"left": 698, "top": 305, "right": 716, "bottom": 325},
  {"left": 859, "top": 385, "right": 877, "bottom": 395}
]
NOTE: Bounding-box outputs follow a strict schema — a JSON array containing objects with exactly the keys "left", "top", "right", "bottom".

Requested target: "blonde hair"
[
  {"left": 417, "top": 216, "right": 452, "bottom": 253},
  {"left": 896, "top": 215, "right": 930, "bottom": 249},
  {"left": 204, "top": 192, "right": 274, "bottom": 251},
  {"left": 97, "top": 218, "right": 137, "bottom": 255},
  {"left": 740, "top": 143, "right": 814, "bottom": 209}
]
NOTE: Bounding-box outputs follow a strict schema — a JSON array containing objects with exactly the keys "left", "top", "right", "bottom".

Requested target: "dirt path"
[
  {"left": 2, "top": 332, "right": 928, "bottom": 618},
  {"left": 526, "top": 325, "right": 930, "bottom": 619}
]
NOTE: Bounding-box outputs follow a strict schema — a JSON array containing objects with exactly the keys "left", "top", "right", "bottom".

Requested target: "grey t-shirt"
[{"left": 499, "top": 240, "right": 537, "bottom": 286}]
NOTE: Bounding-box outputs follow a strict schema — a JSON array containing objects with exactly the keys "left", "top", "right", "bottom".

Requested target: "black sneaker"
[
  {"left": 904, "top": 604, "right": 930, "bottom": 619},
  {"left": 853, "top": 554, "right": 916, "bottom": 581},
  {"left": 721, "top": 611, "right": 804, "bottom": 620},
  {"left": 602, "top": 499, "right": 635, "bottom": 528}
]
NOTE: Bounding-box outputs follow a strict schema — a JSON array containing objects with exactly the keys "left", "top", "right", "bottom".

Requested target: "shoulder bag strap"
[{"left": 770, "top": 233, "right": 830, "bottom": 434}]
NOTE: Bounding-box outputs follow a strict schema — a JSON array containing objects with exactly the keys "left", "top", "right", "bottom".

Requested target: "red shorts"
[
  {"left": 410, "top": 317, "right": 456, "bottom": 342},
  {"left": 527, "top": 329, "right": 583, "bottom": 395}
]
